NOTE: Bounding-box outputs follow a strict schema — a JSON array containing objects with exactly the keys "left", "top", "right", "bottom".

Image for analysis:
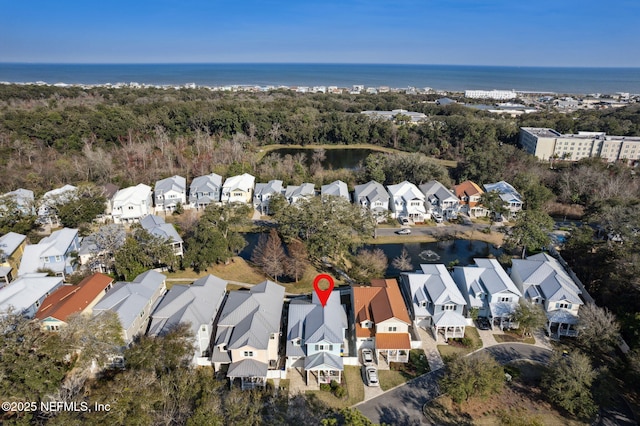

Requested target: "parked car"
[
  {"left": 432, "top": 213, "right": 443, "bottom": 223},
  {"left": 363, "top": 366, "right": 379, "bottom": 387},
  {"left": 396, "top": 228, "right": 411, "bottom": 235},
  {"left": 400, "top": 217, "right": 410, "bottom": 225},
  {"left": 361, "top": 348, "right": 374, "bottom": 364},
  {"left": 476, "top": 317, "right": 491, "bottom": 330}
]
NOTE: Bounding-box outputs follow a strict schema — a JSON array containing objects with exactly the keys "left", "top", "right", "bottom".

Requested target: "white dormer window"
[
  {"left": 243, "top": 351, "right": 254, "bottom": 357},
  {"left": 556, "top": 302, "right": 572, "bottom": 309},
  {"left": 361, "top": 321, "right": 372, "bottom": 329},
  {"left": 499, "top": 297, "right": 511, "bottom": 302}
]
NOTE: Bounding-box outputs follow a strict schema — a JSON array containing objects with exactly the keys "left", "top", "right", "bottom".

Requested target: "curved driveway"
[{"left": 355, "top": 343, "right": 552, "bottom": 426}]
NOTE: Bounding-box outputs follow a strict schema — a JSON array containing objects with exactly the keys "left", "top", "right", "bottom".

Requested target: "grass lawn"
[
  {"left": 307, "top": 366, "right": 364, "bottom": 409},
  {"left": 164, "top": 257, "right": 267, "bottom": 284},
  {"left": 494, "top": 330, "right": 536, "bottom": 345},
  {"left": 437, "top": 328, "right": 483, "bottom": 360},
  {"left": 380, "top": 349, "right": 431, "bottom": 390}
]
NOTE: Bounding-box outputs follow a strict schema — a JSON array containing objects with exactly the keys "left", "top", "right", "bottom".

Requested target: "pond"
[
  {"left": 239, "top": 233, "right": 502, "bottom": 278},
  {"left": 265, "top": 147, "right": 377, "bottom": 170}
]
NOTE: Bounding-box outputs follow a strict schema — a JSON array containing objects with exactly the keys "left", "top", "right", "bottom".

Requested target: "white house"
[
  {"left": 387, "top": 181, "right": 427, "bottom": 222},
  {"left": 1, "top": 188, "right": 35, "bottom": 215},
  {"left": 221, "top": 173, "right": 255, "bottom": 204},
  {"left": 284, "top": 183, "right": 315, "bottom": 205},
  {"left": 211, "top": 280, "right": 285, "bottom": 389},
  {"left": 286, "top": 290, "right": 348, "bottom": 384},
  {"left": 401, "top": 264, "right": 468, "bottom": 342},
  {"left": 511, "top": 253, "right": 583, "bottom": 338},
  {"left": 18, "top": 228, "right": 80, "bottom": 280},
  {"left": 0, "top": 273, "right": 64, "bottom": 318},
  {"left": 111, "top": 184, "right": 153, "bottom": 224},
  {"left": 154, "top": 175, "right": 187, "bottom": 213},
  {"left": 420, "top": 180, "right": 459, "bottom": 220},
  {"left": 253, "top": 180, "right": 284, "bottom": 215},
  {"left": 189, "top": 173, "right": 223, "bottom": 210},
  {"left": 321, "top": 180, "right": 350, "bottom": 202},
  {"left": 148, "top": 275, "right": 227, "bottom": 366},
  {"left": 93, "top": 270, "right": 167, "bottom": 344},
  {"left": 38, "top": 185, "right": 77, "bottom": 226},
  {"left": 452, "top": 258, "right": 522, "bottom": 330},
  {"left": 483, "top": 181, "right": 523, "bottom": 219},
  {"left": 353, "top": 180, "right": 389, "bottom": 222}
]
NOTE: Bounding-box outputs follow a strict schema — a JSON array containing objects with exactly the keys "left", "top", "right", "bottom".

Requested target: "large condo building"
[
  {"left": 464, "top": 89, "right": 517, "bottom": 100},
  {"left": 519, "top": 127, "right": 640, "bottom": 163}
]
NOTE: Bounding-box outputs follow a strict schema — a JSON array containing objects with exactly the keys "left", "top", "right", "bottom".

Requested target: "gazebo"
[{"left": 304, "top": 352, "right": 343, "bottom": 385}]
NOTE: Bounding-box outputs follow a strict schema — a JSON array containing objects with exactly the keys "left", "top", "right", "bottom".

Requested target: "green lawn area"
[
  {"left": 164, "top": 256, "right": 267, "bottom": 285},
  {"left": 306, "top": 366, "right": 364, "bottom": 409},
  {"left": 493, "top": 330, "right": 536, "bottom": 345},
  {"left": 437, "top": 327, "right": 483, "bottom": 360}
]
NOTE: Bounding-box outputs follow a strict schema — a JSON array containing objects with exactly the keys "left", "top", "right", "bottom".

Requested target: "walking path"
[{"left": 415, "top": 327, "right": 444, "bottom": 371}]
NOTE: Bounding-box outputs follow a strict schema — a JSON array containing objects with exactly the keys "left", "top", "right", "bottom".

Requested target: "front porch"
[
  {"left": 489, "top": 302, "right": 519, "bottom": 331},
  {"left": 227, "top": 359, "right": 269, "bottom": 390},
  {"left": 304, "top": 352, "right": 344, "bottom": 385},
  {"left": 431, "top": 311, "right": 467, "bottom": 342},
  {"left": 375, "top": 333, "right": 411, "bottom": 363},
  {"left": 547, "top": 309, "right": 579, "bottom": 339}
]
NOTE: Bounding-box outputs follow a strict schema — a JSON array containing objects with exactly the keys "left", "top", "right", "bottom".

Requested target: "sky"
[{"left": 2, "top": 0, "right": 639, "bottom": 67}]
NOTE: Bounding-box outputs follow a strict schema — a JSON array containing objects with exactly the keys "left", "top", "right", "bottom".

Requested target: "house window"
[
  {"left": 243, "top": 351, "right": 254, "bottom": 357},
  {"left": 443, "top": 305, "right": 455, "bottom": 311},
  {"left": 55, "top": 256, "right": 62, "bottom": 262},
  {"left": 499, "top": 297, "right": 510, "bottom": 302},
  {"left": 419, "top": 301, "right": 426, "bottom": 307},
  {"left": 43, "top": 257, "right": 50, "bottom": 263},
  {"left": 201, "top": 325, "right": 207, "bottom": 332},
  {"left": 315, "top": 344, "right": 333, "bottom": 351},
  {"left": 388, "top": 326, "right": 397, "bottom": 332},
  {"left": 293, "top": 339, "right": 300, "bottom": 346},
  {"left": 128, "top": 206, "right": 134, "bottom": 210},
  {"left": 556, "top": 302, "right": 572, "bottom": 309},
  {"left": 139, "top": 311, "right": 144, "bottom": 317}
]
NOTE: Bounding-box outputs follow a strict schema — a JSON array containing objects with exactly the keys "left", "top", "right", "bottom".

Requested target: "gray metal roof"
[
  {"left": 148, "top": 274, "right": 227, "bottom": 338},
  {"left": 189, "top": 173, "right": 222, "bottom": 204},
  {"left": 155, "top": 175, "right": 186, "bottom": 196},
  {"left": 483, "top": 181, "right": 522, "bottom": 203},
  {"left": 321, "top": 180, "right": 350, "bottom": 201},
  {"left": 93, "top": 270, "right": 166, "bottom": 333},
  {"left": 402, "top": 264, "right": 466, "bottom": 318},
  {"left": 215, "top": 280, "right": 284, "bottom": 351},
  {"left": 472, "top": 258, "right": 521, "bottom": 297},
  {"left": 354, "top": 180, "right": 389, "bottom": 205},
  {"left": 387, "top": 181, "right": 425, "bottom": 202},
  {"left": 227, "top": 358, "right": 269, "bottom": 378},
  {"left": 304, "top": 351, "right": 343, "bottom": 371},
  {"left": 140, "top": 215, "right": 183, "bottom": 244},
  {"left": 17, "top": 228, "right": 78, "bottom": 276},
  {"left": 511, "top": 254, "right": 582, "bottom": 304},
  {"left": 420, "top": 180, "right": 458, "bottom": 204},
  {"left": 284, "top": 183, "right": 315, "bottom": 202},
  {"left": 0, "top": 274, "right": 63, "bottom": 316}
]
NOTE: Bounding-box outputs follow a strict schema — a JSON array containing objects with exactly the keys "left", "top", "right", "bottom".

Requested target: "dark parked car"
[{"left": 476, "top": 317, "right": 491, "bottom": 330}]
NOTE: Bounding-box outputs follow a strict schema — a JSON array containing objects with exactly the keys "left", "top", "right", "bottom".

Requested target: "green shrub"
[{"left": 320, "top": 383, "right": 331, "bottom": 392}]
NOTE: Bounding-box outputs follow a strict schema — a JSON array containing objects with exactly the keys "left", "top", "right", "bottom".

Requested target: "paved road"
[
  {"left": 375, "top": 222, "right": 504, "bottom": 239},
  {"left": 355, "top": 343, "right": 551, "bottom": 425}
]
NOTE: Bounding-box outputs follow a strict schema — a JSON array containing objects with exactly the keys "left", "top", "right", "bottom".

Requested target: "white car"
[
  {"left": 432, "top": 213, "right": 443, "bottom": 223},
  {"left": 396, "top": 228, "right": 411, "bottom": 235},
  {"left": 363, "top": 366, "right": 379, "bottom": 387},
  {"left": 361, "top": 348, "right": 374, "bottom": 364}
]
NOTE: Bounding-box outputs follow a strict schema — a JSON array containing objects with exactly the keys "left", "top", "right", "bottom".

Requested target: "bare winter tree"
[
  {"left": 392, "top": 248, "right": 413, "bottom": 271},
  {"left": 286, "top": 239, "right": 309, "bottom": 283},
  {"left": 251, "top": 229, "right": 287, "bottom": 282}
]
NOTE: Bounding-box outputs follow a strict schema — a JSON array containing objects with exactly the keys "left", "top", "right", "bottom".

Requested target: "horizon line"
[{"left": 1, "top": 62, "right": 639, "bottom": 70}]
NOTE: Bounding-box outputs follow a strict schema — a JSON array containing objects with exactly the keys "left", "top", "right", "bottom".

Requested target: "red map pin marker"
[{"left": 313, "top": 274, "right": 335, "bottom": 307}]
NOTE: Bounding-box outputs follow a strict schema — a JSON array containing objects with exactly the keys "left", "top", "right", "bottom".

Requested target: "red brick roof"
[{"left": 36, "top": 273, "right": 113, "bottom": 322}]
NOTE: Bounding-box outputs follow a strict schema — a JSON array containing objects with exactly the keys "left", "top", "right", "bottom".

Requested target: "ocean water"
[{"left": 1, "top": 63, "right": 639, "bottom": 94}]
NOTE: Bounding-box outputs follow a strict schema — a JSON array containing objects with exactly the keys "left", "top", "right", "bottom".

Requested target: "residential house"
[
  {"left": 38, "top": 184, "right": 77, "bottom": 226},
  {"left": 148, "top": 275, "right": 227, "bottom": 366},
  {"left": 77, "top": 224, "right": 126, "bottom": 274},
  {"left": 420, "top": 180, "right": 459, "bottom": 220},
  {"left": 284, "top": 183, "right": 315, "bottom": 205},
  {"left": 253, "top": 180, "right": 284, "bottom": 215},
  {"left": 0, "top": 273, "right": 64, "bottom": 318},
  {"left": 452, "top": 259, "right": 522, "bottom": 330},
  {"left": 286, "top": 290, "right": 348, "bottom": 385},
  {"left": 1, "top": 188, "right": 35, "bottom": 215},
  {"left": 18, "top": 228, "right": 80, "bottom": 279},
  {"left": 401, "top": 264, "right": 467, "bottom": 342},
  {"left": 92, "top": 270, "right": 167, "bottom": 344},
  {"left": 221, "top": 173, "right": 255, "bottom": 204},
  {"left": 352, "top": 279, "right": 412, "bottom": 363},
  {"left": 154, "top": 175, "right": 187, "bottom": 213},
  {"left": 111, "top": 184, "right": 153, "bottom": 224},
  {"left": 35, "top": 273, "right": 114, "bottom": 331},
  {"left": 189, "top": 173, "right": 223, "bottom": 210},
  {"left": 387, "top": 181, "right": 427, "bottom": 222},
  {"left": 353, "top": 180, "right": 390, "bottom": 222},
  {"left": 140, "top": 215, "right": 183, "bottom": 257},
  {"left": 211, "top": 280, "right": 285, "bottom": 389},
  {"left": 321, "top": 180, "right": 350, "bottom": 202},
  {"left": 453, "top": 181, "right": 488, "bottom": 218},
  {"left": 510, "top": 253, "right": 583, "bottom": 338},
  {"left": 483, "top": 181, "right": 523, "bottom": 219},
  {"left": 0, "top": 232, "right": 26, "bottom": 285}
]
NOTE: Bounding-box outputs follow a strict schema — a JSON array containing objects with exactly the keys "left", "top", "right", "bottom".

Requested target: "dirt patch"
[{"left": 546, "top": 202, "right": 585, "bottom": 219}]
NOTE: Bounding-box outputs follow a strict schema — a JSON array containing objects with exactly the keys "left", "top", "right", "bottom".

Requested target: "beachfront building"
[
  {"left": 148, "top": 275, "right": 227, "bottom": 366},
  {"left": 286, "top": 289, "right": 348, "bottom": 384},
  {"left": 464, "top": 90, "right": 517, "bottom": 100},
  {"left": 519, "top": 127, "right": 640, "bottom": 163}
]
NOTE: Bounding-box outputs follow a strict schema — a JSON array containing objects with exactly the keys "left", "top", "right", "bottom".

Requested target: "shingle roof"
[{"left": 35, "top": 273, "right": 113, "bottom": 321}]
